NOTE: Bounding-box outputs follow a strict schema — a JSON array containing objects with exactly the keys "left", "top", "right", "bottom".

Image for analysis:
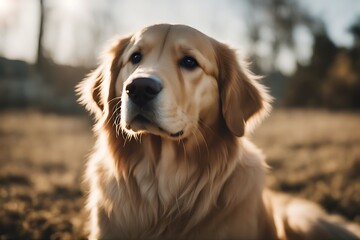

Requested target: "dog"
[{"left": 77, "top": 24, "right": 360, "bottom": 239}]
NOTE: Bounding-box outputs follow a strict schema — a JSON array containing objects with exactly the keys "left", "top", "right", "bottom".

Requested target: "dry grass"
[
  {"left": 0, "top": 111, "right": 93, "bottom": 239},
  {"left": 251, "top": 109, "right": 360, "bottom": 223},
  {"left": 0, "top": 109, "right": 359, "bottom": 239}
]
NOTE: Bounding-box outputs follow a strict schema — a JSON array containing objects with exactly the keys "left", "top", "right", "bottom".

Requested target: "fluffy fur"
[{"left": 77, "top": 24, "right": 360, "bottom": 240}]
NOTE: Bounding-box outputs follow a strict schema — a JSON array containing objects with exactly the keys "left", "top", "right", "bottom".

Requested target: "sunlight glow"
[
  {"left": 59, "top": 0, "right": 83, "bottom": 14},
  {"left": 0, "top": 0, "right": 14, "bottom": 19}
]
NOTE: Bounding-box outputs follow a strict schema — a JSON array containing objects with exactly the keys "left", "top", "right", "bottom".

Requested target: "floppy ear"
[
  {"left": 76, "top": 36, "right": 131, "bottom": 118},
  {"left": 213, "top": 41, "right": 271, "bottom": 137}
]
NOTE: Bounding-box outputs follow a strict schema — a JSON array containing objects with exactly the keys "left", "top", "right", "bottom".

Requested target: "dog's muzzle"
[{"left": 123, "top": 76, "right": 184, "bottom": 139}]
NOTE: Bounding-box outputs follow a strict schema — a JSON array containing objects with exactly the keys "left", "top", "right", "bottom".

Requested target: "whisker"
[
  {"left": 108, "top": 96, "right": 122, "bottom": 104},
  {"left": 106, "top": 99, "right": 122, "bottom": 127},
  {"left": 122, "top": 128, "right": 130, "bottom": 147},
  {"left": 112, "top": 103, "right": 122, "bottom": 137}
]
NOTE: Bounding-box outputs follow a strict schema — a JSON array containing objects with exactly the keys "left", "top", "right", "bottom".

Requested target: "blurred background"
[
  {"left": 1, "top": 0, "right": 360, "bottom": 110},
  {"left": 0, "top": 0, "right": 359, "bottom": 239}
]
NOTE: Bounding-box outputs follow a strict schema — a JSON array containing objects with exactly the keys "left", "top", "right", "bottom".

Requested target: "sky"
[{"left": 0, "top": 0, "right": 359, "bottom": 74}]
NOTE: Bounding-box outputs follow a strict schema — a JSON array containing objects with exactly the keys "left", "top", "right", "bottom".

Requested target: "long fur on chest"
[{"left": 86, "top": 123, "right": 267, "bottom": 239}]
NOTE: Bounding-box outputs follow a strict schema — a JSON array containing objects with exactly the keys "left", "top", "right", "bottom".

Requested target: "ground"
[{"left": 0, "top": 109, "right": 359, "bottom": 239}]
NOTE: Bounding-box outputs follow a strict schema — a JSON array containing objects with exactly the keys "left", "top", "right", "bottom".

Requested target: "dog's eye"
[
  {"left": 130, "top": 52, "right": 142, "bottom": 64},
  {"left": 179, "top": 56, "right": 198, "bottom": 70}
]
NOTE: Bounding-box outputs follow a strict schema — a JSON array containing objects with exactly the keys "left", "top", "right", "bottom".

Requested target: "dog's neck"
[{"left": 95, "top": 118, "right": 250, "bottom": 234}]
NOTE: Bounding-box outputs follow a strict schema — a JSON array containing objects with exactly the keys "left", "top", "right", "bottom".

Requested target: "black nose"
[{"left": 125, "top": 77, "right": 163, "bottom": 107}]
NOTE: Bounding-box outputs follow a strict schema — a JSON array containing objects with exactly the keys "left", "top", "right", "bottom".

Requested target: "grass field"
[{"left": 0, "top": 109, "right": 359, "bottom": 239}]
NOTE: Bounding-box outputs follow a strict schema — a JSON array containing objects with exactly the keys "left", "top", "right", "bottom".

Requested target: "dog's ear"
[
  {"left": 213, "top": 41, "right": 271, "bottom": 137},
  {"left": 76, "top": 36, "right": 131, "bottom": 118}
]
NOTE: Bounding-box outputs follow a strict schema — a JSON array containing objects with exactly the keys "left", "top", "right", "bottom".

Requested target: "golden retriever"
[{"left": 77, "top": 24, "right": 360, "bottom": 239}]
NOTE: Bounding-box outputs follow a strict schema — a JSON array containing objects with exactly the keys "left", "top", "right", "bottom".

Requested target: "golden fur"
[{"left": 77, "top": 24, "right": 360, "bottom": 240}]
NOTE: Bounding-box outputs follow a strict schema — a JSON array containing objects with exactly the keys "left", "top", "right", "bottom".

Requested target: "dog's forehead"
[
  {"left": 132, "top": 24, "right": 214, "bottom": 54},
  {"left": 133, "top": 24, "right": 170, "bottom": 42}
]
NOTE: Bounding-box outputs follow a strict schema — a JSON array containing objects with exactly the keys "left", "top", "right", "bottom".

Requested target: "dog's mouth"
[
  {"left": 131, "top": 114, "right": 151, "bottom": 125},
  {"left": 126, "top": 114, "right": 184, "bottom": 139}
]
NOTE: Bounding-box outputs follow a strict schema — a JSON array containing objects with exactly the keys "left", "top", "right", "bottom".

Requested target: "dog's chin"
[{"left": 124, "top": 115, "right": 185, "bottom": 140}]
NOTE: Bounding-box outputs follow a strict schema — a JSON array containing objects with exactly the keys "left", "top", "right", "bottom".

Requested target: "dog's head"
[{"left": 78, "top": 24, "right": 270, "bottom": 140}]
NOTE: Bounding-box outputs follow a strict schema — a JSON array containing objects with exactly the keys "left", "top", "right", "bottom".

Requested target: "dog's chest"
[{"left": 104, "top": 142, "right": 199, "bottom": 237}]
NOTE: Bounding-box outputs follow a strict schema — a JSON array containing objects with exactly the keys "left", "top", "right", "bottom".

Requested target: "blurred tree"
[
  {"left": 347, "top": 17, "right": 360, "bottom": 107},
  {"left": 245, "top": 0, "right": 318, "bottom": 73},
  {"left": 284, "top": 31, "right": 337, "bottom": 107},
  {"left": 349, "top": 17, "right": 360, "bottom": 70},
  {"left": 349, "top": 17, "right": 360, "bottom": 48},
  {"left": 42, "top": 0, "right": 121, "bottom": 66},
  {"left": 36, "top": 0, "right": 45, "bottom": 72},
  {"left": 285, "top": 20, "right": 360, "bottom": 109},
  {"left": 248, "top": 2, "right": 360, "bottom": 109},
  {"left": 322, "top": 50, "right": 359, "bottom": 108}
]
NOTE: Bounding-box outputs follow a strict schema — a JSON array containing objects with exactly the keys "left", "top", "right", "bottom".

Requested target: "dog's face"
[
  {"left": 116, "top": 25, "right": 219, "bottom": 139},
  {"left": 78, "top": 24, "right": 270, "bottom": 140}
]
